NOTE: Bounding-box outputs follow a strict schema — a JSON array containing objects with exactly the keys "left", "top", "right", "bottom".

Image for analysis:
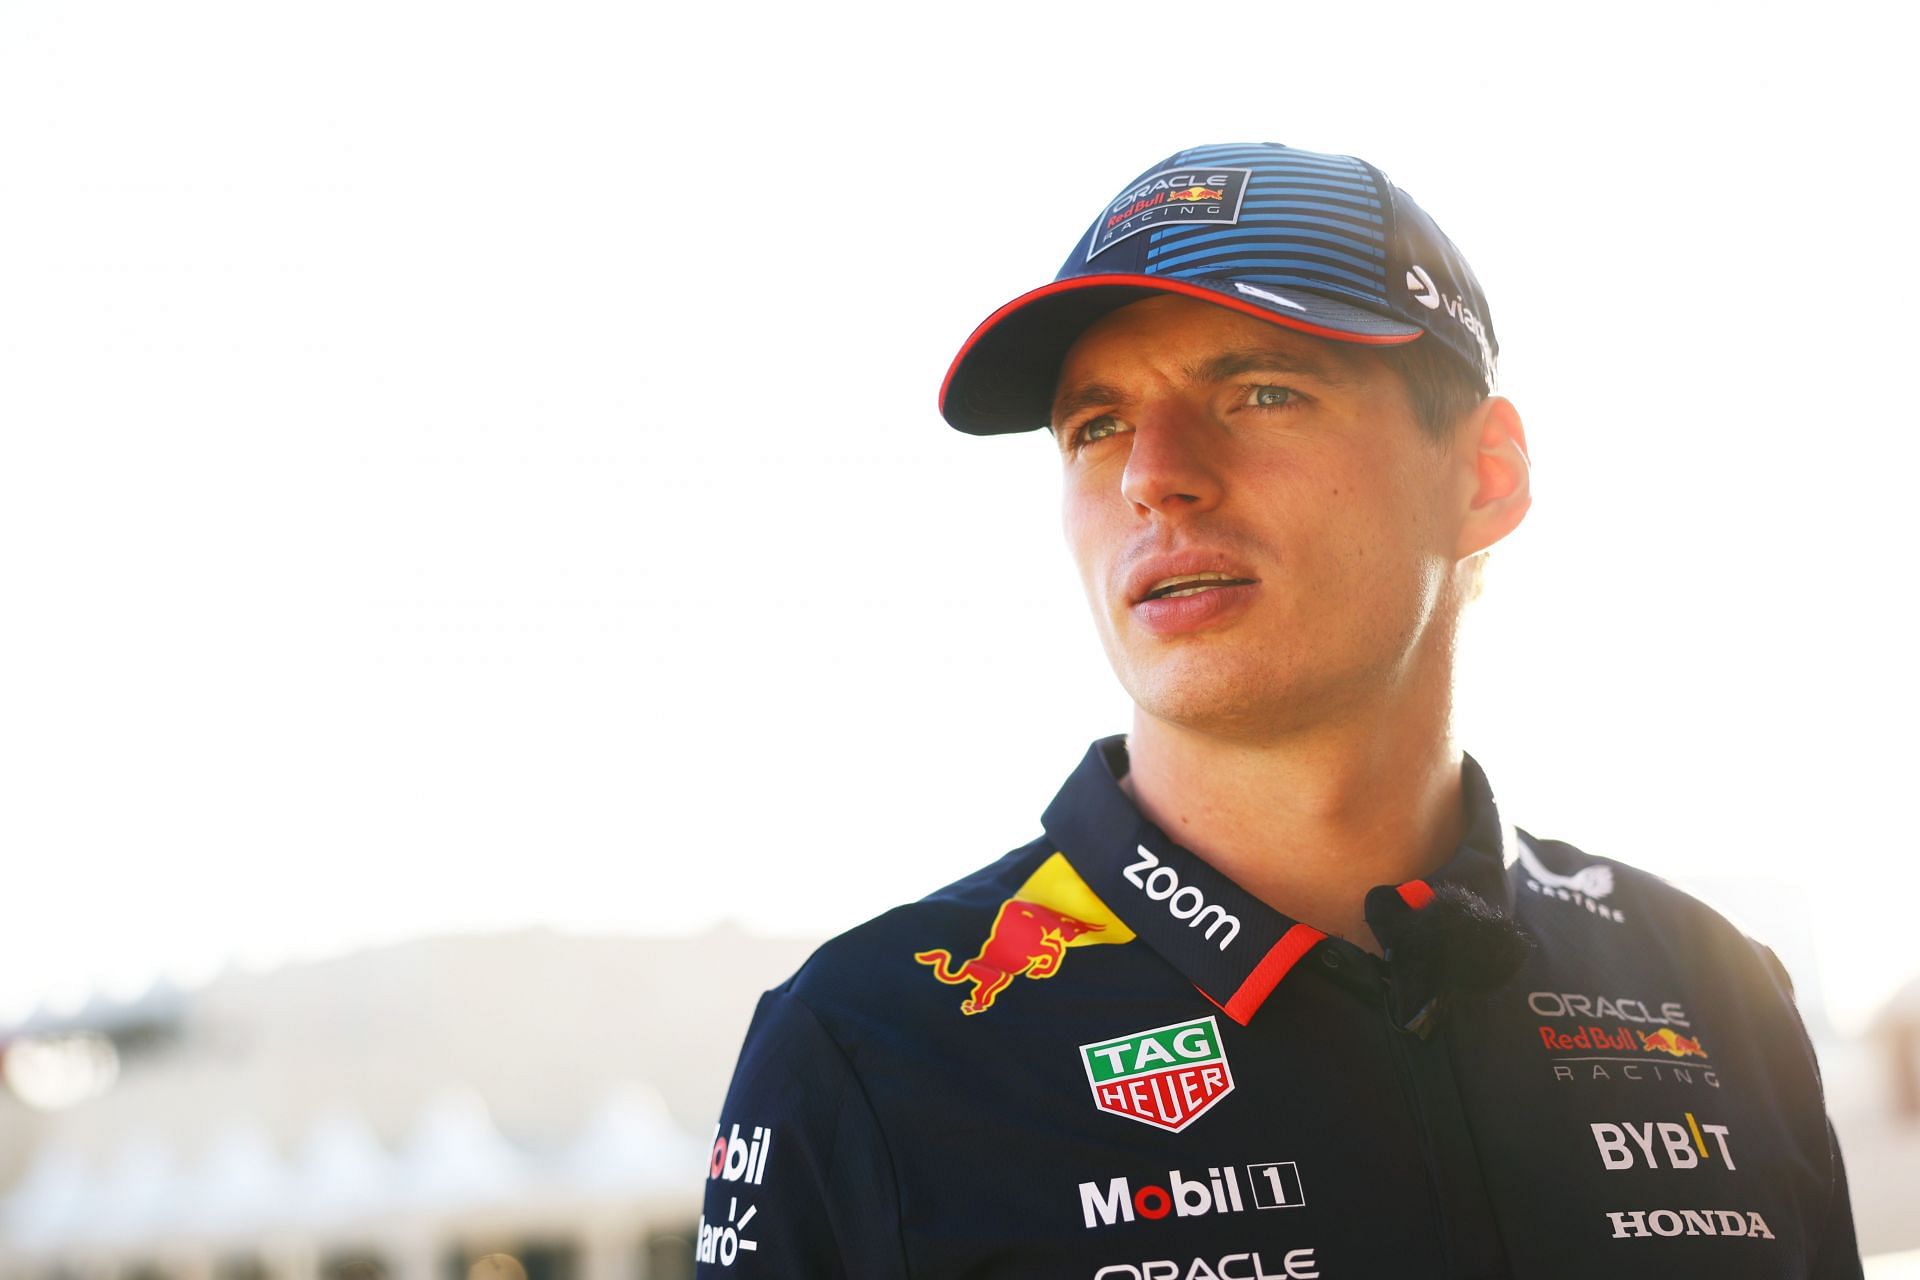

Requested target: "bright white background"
[{"left": 2, "top": 1, "right": 1913, "bottom": 1034}]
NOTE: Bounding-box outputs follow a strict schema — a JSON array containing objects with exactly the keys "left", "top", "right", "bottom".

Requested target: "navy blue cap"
[{"left": 939, "top": 142, "right": 1499, "bottom": 436}]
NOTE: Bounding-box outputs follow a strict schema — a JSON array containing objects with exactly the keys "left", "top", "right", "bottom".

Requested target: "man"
[{"left": 695, "top": 143, "right": 1861, "bottom": 1278}]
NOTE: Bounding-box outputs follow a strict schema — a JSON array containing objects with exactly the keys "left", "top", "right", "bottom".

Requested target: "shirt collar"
[{"left": 1040, "top": 735, "right": 1516, "bottom": 1025}]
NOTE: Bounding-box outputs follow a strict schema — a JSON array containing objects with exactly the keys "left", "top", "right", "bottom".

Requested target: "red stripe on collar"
[
  {"left": 1397, "top": 879, "right": 1437, "bottom": 910},
  {"left": 1215, "top": 923, "right": 1328, "bottom": 1026}
]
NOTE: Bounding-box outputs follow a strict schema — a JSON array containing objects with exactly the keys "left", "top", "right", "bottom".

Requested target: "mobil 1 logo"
[
  {"left": 1078, "top": 1161, "right": 1304, "bottom": 1229},
  {"left": 699, "top": 1121, "right": 771, "bottom": 1268}
]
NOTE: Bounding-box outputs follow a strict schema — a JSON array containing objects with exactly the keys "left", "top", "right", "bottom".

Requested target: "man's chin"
[{"left": 1122, "top": 656, "right": 1296, "bottom": 737}]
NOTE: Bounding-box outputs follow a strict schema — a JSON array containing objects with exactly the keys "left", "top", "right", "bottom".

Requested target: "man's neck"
[{"left": 1118, "top": 709, "right": 1467, "bottom": 956}]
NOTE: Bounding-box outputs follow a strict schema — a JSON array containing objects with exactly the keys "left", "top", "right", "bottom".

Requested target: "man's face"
[{"left": 1052, "top": 294, "right": 1473, "bottom": 739}]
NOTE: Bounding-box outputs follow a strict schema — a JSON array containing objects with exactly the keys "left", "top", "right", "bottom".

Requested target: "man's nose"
[{"left": 1118, "top": 402, "right": 1224, "bottom": 517}]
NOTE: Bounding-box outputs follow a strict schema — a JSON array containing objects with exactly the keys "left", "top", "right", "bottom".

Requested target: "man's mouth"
[{"left": 1139, "top": 572, "right": 1259, "bottom": 602}]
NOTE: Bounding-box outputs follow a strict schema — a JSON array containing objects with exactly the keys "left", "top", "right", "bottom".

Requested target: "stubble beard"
[
  {"left": 1111, "top": 628, "right": 1362, "bottom": 744},
  {"left": 1109, "top": 588, "right": 1454, "bottom": 748}
]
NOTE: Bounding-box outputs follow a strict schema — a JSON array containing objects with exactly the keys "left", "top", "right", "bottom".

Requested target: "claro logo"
[{"left": 1124, "top": 847, "right": 1240, "bottom": 949}]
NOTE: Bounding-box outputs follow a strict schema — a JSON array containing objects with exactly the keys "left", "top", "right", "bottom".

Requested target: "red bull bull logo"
[
  {"left": 1164, "top": 186, "right": 1223, "bottom": 203},
  {"left": 916, "top": 899, "right": 1103, "bottom": 1014},
  {"left": 914, "top": 853, "right": 1133, "bottom": 1015},
  {"left": 1639, "top": 1027, "right": 1709, "bottom": 1059}
]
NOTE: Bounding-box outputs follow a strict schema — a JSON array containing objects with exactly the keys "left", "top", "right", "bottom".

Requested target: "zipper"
[{"left": 1377, "top": 968, "right": 1459, "bottom": 1276}]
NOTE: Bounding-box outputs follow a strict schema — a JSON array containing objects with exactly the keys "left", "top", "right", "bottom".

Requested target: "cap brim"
[{"left": 938, "top": 274, "right": 1424, "bottom": 436}]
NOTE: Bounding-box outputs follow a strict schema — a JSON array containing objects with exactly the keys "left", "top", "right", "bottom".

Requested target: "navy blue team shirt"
[{"left": 695, "top": 737, "right": 1861, "bottom": 1278}]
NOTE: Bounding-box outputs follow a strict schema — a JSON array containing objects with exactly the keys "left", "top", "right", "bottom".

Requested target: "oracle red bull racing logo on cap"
[
  {"left": 1087, "top": 166, "right": 1251, "bottom": 262},
  {"left": 1082, "top": 1016, "right": 1235, "bottom": 1133}
]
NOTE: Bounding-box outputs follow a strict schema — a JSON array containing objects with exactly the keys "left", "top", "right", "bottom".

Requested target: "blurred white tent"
[
  {"left": 88, "top": 1138, "right": 181, "bottom": 1245},
  {"left": 393, "top": 1088, "right": 523, "bottom": 1211},
  {"left": 182, "top": 1121, "right": 298, "bottom": 1238},
  {"left": 0, "top": 928, "right": 816, "bottom": 1277},
  {"left": 565, "top": 1085, "right": 706, "bottom": 1196},
  {"left": 0, "top": 1145, "right": 88, "bottom": 1253},
  {"left": 290, "top": 1108, "right": 402, "bottom": 1230}
]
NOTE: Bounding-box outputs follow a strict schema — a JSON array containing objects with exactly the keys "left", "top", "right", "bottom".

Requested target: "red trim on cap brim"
[{"left": 938, "top": 273, "right": 1422, "bottom": 418}]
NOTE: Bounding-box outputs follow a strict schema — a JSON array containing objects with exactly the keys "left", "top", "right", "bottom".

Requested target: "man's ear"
[{"left": 1454, "top": 395, "right": 1530, "bottom": 559}]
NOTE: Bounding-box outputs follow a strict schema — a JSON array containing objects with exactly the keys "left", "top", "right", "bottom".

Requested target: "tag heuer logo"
[{"left": 1080, "top": 1016, "right": 1235, "bottom": 1133}]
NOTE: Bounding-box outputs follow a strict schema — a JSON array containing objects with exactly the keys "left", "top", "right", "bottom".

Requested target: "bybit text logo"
[{"left": 1592, "top": 1114, "right": 1735, "bottom": 1171}]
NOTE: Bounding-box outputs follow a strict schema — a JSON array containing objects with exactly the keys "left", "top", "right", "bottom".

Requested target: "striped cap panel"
[{"left": 1143, "top": 144, "right": 1389, "bottom": 305}]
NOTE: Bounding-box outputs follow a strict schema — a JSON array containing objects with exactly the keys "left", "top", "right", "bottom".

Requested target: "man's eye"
[
  {"left": 1076, "top": 414, "right": 1126, "bottom": 446},
  {"left": 1246, "top": 385, "right": 1296, "bottom": 408}
]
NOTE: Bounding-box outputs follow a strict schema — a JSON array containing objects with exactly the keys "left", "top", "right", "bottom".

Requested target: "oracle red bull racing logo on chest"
[
  {"left": 1087, "top": 166, "right": 1252, "bottom": 261},
  {"left": 1529, "top": 989, "right": 1721, "bottom": 1088},
  {"left": 1081, "top": 1016, "right": 1235, "bottom": 1133}
]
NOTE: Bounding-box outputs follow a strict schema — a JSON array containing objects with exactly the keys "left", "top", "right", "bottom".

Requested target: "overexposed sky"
[{"left": 2, "top": 1, "right": 1913, "bottom": 1033}]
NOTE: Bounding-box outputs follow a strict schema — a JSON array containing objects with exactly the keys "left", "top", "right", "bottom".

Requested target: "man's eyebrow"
[
  {"left": 1050, "top": 381, "right": 1128, "bottom": 428},
  {"left": 1186, "top": 347, "right": 1353, "bottom": 387},
  {"left": 1052, "top": 346, "right": 1356, "bottom": 427}
]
